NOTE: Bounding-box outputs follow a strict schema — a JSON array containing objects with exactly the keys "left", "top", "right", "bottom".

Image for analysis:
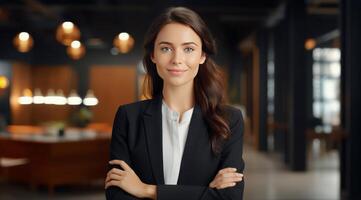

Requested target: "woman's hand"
[
  {"left": 105, "top": 160, "right": 157, "bottom": 199},
  {"left": 209, "top": 167, "right": 244, "bottom": 189}
]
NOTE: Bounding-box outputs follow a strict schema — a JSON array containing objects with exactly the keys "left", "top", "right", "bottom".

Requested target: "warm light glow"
[
  {"left": 83, "top": 90, "right": 98, "bottom": 106},
  {"left": 13, "top": 32, "right": 34, "bottom": 52},
  {"left": 118, "top": 32, "right": 130, "bottom": 41},
  {"left": 44, "top": 89, "right": 56, "bottom": 104},
  {"left": 0, "top": 76, "right": 9, "bottom": 89},
  {"left": 71, "top": 40, "right": 81, "bottom": 48},
  {"left": 33, "top": 88, "right": 44, "bottom": 104},
  {"left": 56, "top": 21, "right": 81, "bottom": 46},
  {"left": 18, "top": 96, "right": 32, "bottom": 105},
  {"left": 18, "top": 89, "right": 33, "bottom": 105},
  {"left": 113, "top": 32, "right": 135, "bottom": 54},
  {"left": 19, "top": 32, "right": 30, "bottom": 41},
  {"left": 62, "top": 21, "right": 74, "bottom": 32},
  {"left": 67, "top": 41, "right": 86, "bottom": 59},
  {"left": 67, "top": 90, "right": 82, "bottom": 105},
  {"left": 54, "top": 89, "right": 67, "bottom": 105},
  {"left": 305, "top": 38, "right": 317, "bottom": 50},
  {"left": 83, "top": 98, "right": 98, "bottom": 106}
]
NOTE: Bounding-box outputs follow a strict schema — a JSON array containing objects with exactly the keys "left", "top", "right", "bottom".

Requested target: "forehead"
[{"left": 155, "top": 23, "right": 202, "bottom": 45}]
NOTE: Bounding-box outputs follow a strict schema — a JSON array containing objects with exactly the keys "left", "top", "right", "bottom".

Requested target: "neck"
[{"left": 162, "top": 81, "right": 195, "bottom": 115}]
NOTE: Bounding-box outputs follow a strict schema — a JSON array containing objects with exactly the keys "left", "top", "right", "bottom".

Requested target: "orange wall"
[{"left": 89, "top": 66, "right": 136, "bottom": 125}]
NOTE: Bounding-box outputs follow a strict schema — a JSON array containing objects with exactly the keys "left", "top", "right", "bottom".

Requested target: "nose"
[{"left": 172, "top": 49, "right": 183, "bottom": 65}]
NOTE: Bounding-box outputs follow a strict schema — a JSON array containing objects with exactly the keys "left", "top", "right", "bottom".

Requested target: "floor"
[
  {"left": 243, "top": 140, "right": 339, "bottom": 200},
  {"left": 0, "top": 141, "right": 339, "bottom": 200}
]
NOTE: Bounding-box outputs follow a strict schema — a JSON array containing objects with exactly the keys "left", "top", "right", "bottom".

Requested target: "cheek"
[
  {"left": 155, "top": 65, "right": 166, "bottom": 80},
  {"left": 185, "top": 55, "right": 202, "bottom": 70},
  {"left": 186, "top": 51, "right": 203, "bottom": 67},
  {"left": 153, "top": 54, "right": 168, "bottom": 73},
  {"left": 154, "top": 53, "right": 171, "bottom": 67},
  {"left": 192, "top": 65, "right": 200, "bottom": 76}
]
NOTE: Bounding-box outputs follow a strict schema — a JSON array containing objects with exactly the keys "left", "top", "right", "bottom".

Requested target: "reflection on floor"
[
  {"left": 243, "top": 141, "right": 339, "bottom": 200},
  {"left": 0, "top": 142, "right": 339, "bottom": 200}
]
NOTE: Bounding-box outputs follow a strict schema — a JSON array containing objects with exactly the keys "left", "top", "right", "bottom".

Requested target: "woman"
[{"left": 105, "top": 7, "right": 245, "bottom": 200}]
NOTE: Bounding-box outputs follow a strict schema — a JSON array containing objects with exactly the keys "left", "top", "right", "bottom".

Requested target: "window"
[{"left": 312, "top": 48, "right": 341, "bottom": 129}]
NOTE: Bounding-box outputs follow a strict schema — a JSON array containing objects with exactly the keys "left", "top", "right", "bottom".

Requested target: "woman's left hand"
[{"left": 105, "top": 160, "right": 155, "bottom": 199}]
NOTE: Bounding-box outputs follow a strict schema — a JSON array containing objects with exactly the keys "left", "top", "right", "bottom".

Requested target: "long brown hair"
[{"left": 142, "top": 7, "right": 230, "bottom": 153}]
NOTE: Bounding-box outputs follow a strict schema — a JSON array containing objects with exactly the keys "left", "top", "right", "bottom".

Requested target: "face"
[{"left": 151, "top": 23, "right": 206, "bottom": 88}]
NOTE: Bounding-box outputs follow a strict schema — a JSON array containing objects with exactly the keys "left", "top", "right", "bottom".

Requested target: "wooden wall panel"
[
  {"left": 90, "top": 66, "right": 136, "bottom": 125},
  {"left": 31, "top": 66, "right": 77, "bottom": 125},
  {"left": 10, "top": 62, "right": 32, "bottom": 125},
  {"left": 11, "top": 65, "right": 77, "bottom": 125}
]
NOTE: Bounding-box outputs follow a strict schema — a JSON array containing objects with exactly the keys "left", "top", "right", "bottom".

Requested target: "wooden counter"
[{"left": 0, "top": 133, "right": 110, "bottom": 193}]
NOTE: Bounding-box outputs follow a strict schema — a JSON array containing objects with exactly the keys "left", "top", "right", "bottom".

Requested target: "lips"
[
  {"left": 167, "top": 68, "right": 187, "bottom": 76},
  {"left": 167, "top": 69, "right": 187, "bottom": 72}
]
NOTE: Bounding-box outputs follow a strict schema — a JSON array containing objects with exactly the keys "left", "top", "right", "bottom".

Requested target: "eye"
[
  {"left": 160, "top": 47, "right": 172, "bottom": 52},
  {"left": 184, "top": 47, "right": 194, "bottom": 53}
]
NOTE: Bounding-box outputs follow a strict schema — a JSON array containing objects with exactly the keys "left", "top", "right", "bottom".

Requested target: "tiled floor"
[{"left": 0, "top": 142, "right": 339, "bottom": 200}]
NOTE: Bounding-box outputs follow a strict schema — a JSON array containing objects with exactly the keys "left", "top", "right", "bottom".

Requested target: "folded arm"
[{"left": 106, "top": 106, "right": 245, "bottom": 200}]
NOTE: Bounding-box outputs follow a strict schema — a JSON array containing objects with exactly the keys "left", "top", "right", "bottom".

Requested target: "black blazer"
[{"left": 106, "top": 95, "right": 245, "bottom": 200}]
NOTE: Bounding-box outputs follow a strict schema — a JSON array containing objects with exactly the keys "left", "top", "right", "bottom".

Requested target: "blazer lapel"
[
  {"left": 177, "top": 104, "right": 208, "bottom": 184},
  {"left": 143, "top": 95, "right": 165, "bottom": 184}
]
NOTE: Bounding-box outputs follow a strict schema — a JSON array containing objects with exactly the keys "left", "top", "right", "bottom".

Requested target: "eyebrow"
[{"left": 158, "top": 41, "right": 199, "bottom": 46}]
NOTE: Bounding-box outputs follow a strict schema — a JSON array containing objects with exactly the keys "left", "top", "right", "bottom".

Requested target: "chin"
[{"left": 165, "top": 79, "right": 193, "bottom": 88}]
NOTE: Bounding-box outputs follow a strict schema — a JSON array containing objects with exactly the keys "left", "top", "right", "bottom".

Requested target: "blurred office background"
[{"left": 1, "top": 0, "right": 360, "bottom": 199}]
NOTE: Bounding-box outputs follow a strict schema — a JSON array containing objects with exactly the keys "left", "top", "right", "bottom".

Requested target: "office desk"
[{"left": 0, "top": 133, "right": 110, "bottom": 193}]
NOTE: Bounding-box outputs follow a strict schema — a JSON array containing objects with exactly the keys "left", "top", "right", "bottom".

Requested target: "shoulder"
[
  {"left": 220, "top": 105, "right": 245, "bottom": 151},
  {"left": 223, "top": 105, "right": 244, "bottom": 131},
  {"left": 116, "top": 98, "right": 153, "bottom": 117}
]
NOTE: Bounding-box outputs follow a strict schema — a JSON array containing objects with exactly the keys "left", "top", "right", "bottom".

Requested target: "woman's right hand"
[{"left": 209, "top": 168, "right": 243, "bottom": 189}]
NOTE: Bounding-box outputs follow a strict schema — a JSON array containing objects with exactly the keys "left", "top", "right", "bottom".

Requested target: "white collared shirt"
[{"left": 162, "top": 100, "right": 194, "bottom": 185}]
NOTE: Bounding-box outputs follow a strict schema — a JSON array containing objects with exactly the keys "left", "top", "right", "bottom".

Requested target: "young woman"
[{"left": 105, "top": 7, "right": 245, "bottom": 200}]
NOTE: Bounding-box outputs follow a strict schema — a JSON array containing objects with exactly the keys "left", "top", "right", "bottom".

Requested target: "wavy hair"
[{"left": 142, "top": 7, "right": 230, "bottom": 153}]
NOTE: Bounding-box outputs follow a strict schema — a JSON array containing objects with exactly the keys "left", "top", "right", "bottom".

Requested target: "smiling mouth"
[
  {"left": 167, "top": 69, "right": 187, "bottom": 75},
  {"left": 167, "top": 69, "right": 187, "bottom": 72}
]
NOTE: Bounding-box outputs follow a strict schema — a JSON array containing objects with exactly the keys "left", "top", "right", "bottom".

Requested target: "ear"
[
  {"left": 150, "top": 52, "right": 156, "bottom": 63},
  {"left": 199, "top": 52, "right": 206, "bottom": 64}
]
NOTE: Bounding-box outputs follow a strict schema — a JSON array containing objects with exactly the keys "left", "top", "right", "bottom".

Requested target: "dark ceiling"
[
  {"left": 0, "top": 0, "right": 339, "bottom": 57},
  {"left": 0, "top": 0, "right": 284, "bottom": 43}
]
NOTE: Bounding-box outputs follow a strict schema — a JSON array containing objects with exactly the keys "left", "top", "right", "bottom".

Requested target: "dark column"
[
  {"left": 286, "top": 0, "right": 307, "bottom": 171},
  {"left": 273, "top": 1, "right": 308, "bottom": 170},
  {"left": 257, "top": 30, "right": 269, "bottom": 152},
  {"left": 339, "top": 0, "right": 347, "bottom": 196},
  {"left": 340, "top": 0, "right": 361, "bottom": 199},
  {"left": 273, "top": 20, "right": 289, "bottom": 163},
  {"left": 228, "top": 50, "right": 243, "bottom": 104}
]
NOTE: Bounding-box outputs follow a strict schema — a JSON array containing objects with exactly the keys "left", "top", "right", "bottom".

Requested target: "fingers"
[
  {"left": 105, "top": 173, "right": 122, "bottom": 183},
  {"left": 119, "top": 160, "right": 133, "bottom": 172},
  {"left": 217, "top": 182, "right": 237, "bottom": 189},
  {"left": 218, "top": 167, "right": 237, "bottom": 175},
  {"left": 107, "top": 167, "right": 124, "bottom": 177},
  {"left": 214, "top": 171, "right": 243, "bottom": 184},
  {"left": 105, "top": 168, "right": 125, "bottom": 189},
  {"left": 220, "top": 176, "right": 243, "bottom": 184},
  {"left": 105, "top": 180, "right": 121, "bottom": 189},
  {"left": 210, "top": 175, "right": 243, "bottom": 188},
  {"left": 209, "top": 168, "right": 244, "bottom": 190},
  {"left": 109, "top": 160, "right": 133, "bottom": 172},
  {"left": 216, "top": 172, "right": 242, "bottom": 179}
]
